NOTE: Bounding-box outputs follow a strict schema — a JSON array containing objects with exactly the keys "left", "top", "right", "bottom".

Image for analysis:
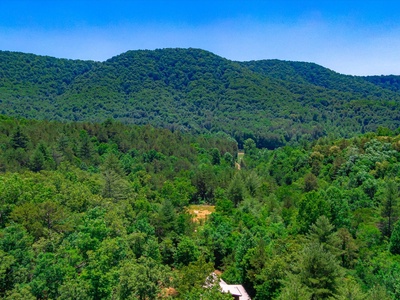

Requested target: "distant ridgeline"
[{"left": 0, "top": 48, "right": 400, "bottom": 148}]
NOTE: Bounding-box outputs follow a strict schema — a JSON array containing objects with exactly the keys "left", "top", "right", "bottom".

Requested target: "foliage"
[
  {"left": 2, "top": 49, "right": 400, "bottom": 148},
  {"left": 0, "top": 114, "right": 399, "bottom": 298}
]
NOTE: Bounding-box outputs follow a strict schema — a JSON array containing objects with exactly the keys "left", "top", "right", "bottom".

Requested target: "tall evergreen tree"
[
  {"left": 29, "top": 148, "right": 45, "bottom": 172},
  {"left": 297, "top": 242, "right": 342, "bottom": 299},
  {"left": 381, "top": 180, "right": 399, "bottom": 237},
  {"left": 389, "top": 221, "right": 400, "bottom": 255},
  {"left": 11, "top": 126, "right": 28, "bottom": 149}
]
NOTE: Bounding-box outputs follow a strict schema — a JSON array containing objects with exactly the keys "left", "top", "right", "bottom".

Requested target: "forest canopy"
[
  {"left": 0, "top": 116, "right": 400, "bottom": 299},
  {"left": 1, "top": 48, "right": 400, "bottom": 148}
]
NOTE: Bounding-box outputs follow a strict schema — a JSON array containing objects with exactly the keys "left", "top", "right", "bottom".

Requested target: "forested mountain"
[
  {"left": 1, "top": 116, "right": 400, "bottom": 299},
  {"left": 1, "top": 48, "right": 400, "bottom": 148},
  {"left": 364, "top": 75, "right": 400, "bottom": 92}
]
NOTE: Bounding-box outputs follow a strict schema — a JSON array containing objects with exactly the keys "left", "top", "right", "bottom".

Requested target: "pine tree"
[
  {"left": 381, "top": 180, "right": 399, "bottom": 237},
  {"left": 298, "top": 242, "right": 342, "bottom": 299},
  {"left": 389, "top": 221, "right": 400, "bottom": 255},
  {"left": 29, "top": 148, "right": 45, "bottom": 172},
  {"left": 306, "top": 215, "right": 339, "bottom": 255},
  {"left": 11, "top": 126, "right": 29, "bottom": 149},
  {"left": 210, "top": 148, "right": 221, "bottom": 165}
]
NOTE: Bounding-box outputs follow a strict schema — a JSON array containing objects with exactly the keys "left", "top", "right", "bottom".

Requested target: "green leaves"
[
  {"left": 381, "top": 180, "right": 400, "bottom": 237},
  {"left": 389, "top": 221, "right": 400, "bottom": 255},
  {"left": 281, "top": 220, "right": 343, "bottom": 299},
  {"left": 117, "top": 257, "right": 171, "bottom": 300},
  {"left": 10, "top": 126, "right": 29, "bottom": 150},
  {"left": 3, "top": 49, "right": 400, "bottom": 148},
  {"left": 174, "top": 237, "right": 200, "bottom": 268},
  {"left": 297, "top": 191, "right": 330, "bottom": 233},
  {"left": 1, "top": 105, "right": 400, "bottom": 299},
  {"left": 0, "top": 249, "right": 16, "bottom": 296}
]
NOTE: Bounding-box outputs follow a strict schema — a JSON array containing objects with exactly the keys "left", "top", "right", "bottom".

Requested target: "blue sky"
[{"left": 1, "top": 0, "right": 400, "bottom": 75}]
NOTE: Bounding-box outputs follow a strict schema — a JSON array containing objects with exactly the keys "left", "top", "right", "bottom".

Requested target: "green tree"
[
  {"left": 245, "top": 237, "right": 291, "bottom": 299},
  {"left": 297, "top": 242, "right": 342, "bottom": 299},
  {"left": 325, "top": 186, "right": 350, "bottom": 229},
  {"left": 335, "top": 277, "right": 367, "bottom": 300},
  {"left": 227, "top": 173, "right": 245, "bottom": 207},
  {"left": 174, "top": 237, "right": 200, "bottom": 267},
  {"left": 367, "top": 285, "right": 392, "bottom": 300},
  {"left": 306, "top": 215, "right": 339, "bottom": 254},
  {"left": 57, "top": 134, "right": 74, "bottom": 163},
  {"left": 102, "top": 152, "right": 124, "bottom": 176},
  {"left": 38, "top": 201, "right": 71, "bottom": 235},
  {"left": 0, "top": 249, "right": 15, "bottom": 297},
  {"left": 182, "top": 285, "right": 233, "bottom": 300},
  {"left": 78, "top": 130, "right": 93, "bottom": 160},
  {"left": 192, "top": 166, "right": 216, "bottom": 202},
  {"left": 280, "top": 216, "right": 344, "bottom": 300},
  {"left": 4, "top": 284, "right": 35, "bottom": 300},
  {"left": 143, "top": 237, "right": 162, "bottom": 262},
  {"left": 389, "top": 220, "right": 400, "bottom": 255},
  {"left": 297, "top": 191, "right": 330, "bottom": 233},
  {"left": 0, "top": 224, "right": 34, "bottom": 288},
  {"left": 278, "top": 274, "right": 311, "bottom": 300},
  {"left": 57, "top": 277, "right": 92, "bottom": 300},
  {"left": 356, "top": 223, "right": 382, "bottom": 249},
  {"left": 29, "top": 147, "right": 45, "bottom": 172},
  {"left": 156, "top": 199, "right": 176, "bottom": 237},
  {"left": 223, "top": 152, "right": 235, "bottom": 167},
  {"left": 10, "top": 203, "right": 43, "bottom": 239},
  {"left": 159, "top": 237, "right": 176, "bottom": 266},
  {"left": 202, "top": 213, "right": 235, "bottom": 268},
  {"left": 160, "top": 177, "right": 195, "bottom": 210},
  {"left": 30, "top": 252, "right": 72, "bottom": 299},
  {"left": 245, "top": 171, "right": 261, "bottom": 197},
  {"left": 117, "top": 257, "right": 171, "bottom": 300},
  {"left": 102, "top": 169, "right": 129, "bottom": 201},
  {"left": 211, "top": 148, "right": 221, "bottom": 165},
  {"left": 244, "top": 138, "right": 257, "bottom": 156},
  {"left": 10, "top": 126, "right": 29, "bottom": 149},
  {"left": 381, "top": 180, "right": 399, "bottom": 237},
  {"left": 336, "top": 228, "right": 358, "bottom": 268},
  {"left": 175, "top": 255, "right": 215, "bottom": 296},
  {"left": 304, "top": 173, "right": 318, "bottom": 192},
  {"left": 82, "top": 237, "right": 130, "bottom": 299}
]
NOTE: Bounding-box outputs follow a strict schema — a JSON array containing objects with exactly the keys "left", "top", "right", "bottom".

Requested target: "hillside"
[
  {"left": 1, "top": 116, "right": 400, "bottom": 299},
  {"left": 1, "top": 48, "right": 400, "bottom": 148}
]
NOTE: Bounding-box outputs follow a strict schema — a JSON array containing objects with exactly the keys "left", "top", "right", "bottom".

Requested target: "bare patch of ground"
[
  {"left": 188, "top": 205, "right": 215, "bottom": 222},
  {"left": 236, "top": 151, "right": 244, "bottom": 170}
]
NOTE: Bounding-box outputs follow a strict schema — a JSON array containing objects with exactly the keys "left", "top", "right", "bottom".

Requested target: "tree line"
[{"left": 1, "top": 49, "right": 400, "bottom": 148}]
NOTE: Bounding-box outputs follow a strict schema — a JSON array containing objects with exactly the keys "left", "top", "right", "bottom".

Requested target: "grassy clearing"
[
  {"left": 236, "top": 151, "right": 244, "bottom": 170},
  {"left": 238, "top": 151, "right": 244, "bottom": 162},
  {"left": 188, "top": 205, "right": 215, "bottom": 222}
]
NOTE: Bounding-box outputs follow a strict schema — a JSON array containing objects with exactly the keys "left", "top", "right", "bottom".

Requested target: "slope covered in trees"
[
  {"left": 1, "top": 116, "right": 400, "bottom": 299},
  {"left": 364, "top": 75, "right": 400, "bottom": 93},
  {"left": 1, "top": 49, "right": 400, "bottom": 148}
]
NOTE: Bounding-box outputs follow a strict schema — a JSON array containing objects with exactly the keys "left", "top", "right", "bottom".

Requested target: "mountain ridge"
[{"left": 1, "top": 48, "right": 400, "bottom": 148}]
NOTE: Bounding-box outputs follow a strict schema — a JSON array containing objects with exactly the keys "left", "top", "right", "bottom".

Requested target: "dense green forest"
[
  {"left": 2, "top": 48, "right": 400, "bottom": 299},
  {"left": 1, "top": 48, "right": 400, "bottom": 148},
  {"left": 1, "top": 115, "right": 400, "bottom": 299}
]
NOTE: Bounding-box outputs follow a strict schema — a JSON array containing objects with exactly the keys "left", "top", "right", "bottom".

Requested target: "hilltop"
[{"left": 1, "top": 48, "right": 400, "bottom": 147}]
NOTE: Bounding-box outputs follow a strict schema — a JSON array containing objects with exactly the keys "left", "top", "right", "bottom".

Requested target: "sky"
[{"left": 0, "top": 0, "right": 400, "bottom": 75}]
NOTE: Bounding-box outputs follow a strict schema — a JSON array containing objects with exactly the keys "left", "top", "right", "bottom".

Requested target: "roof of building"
[{"left": 219, "top": 279, "right": 251, "bottom": 300}]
